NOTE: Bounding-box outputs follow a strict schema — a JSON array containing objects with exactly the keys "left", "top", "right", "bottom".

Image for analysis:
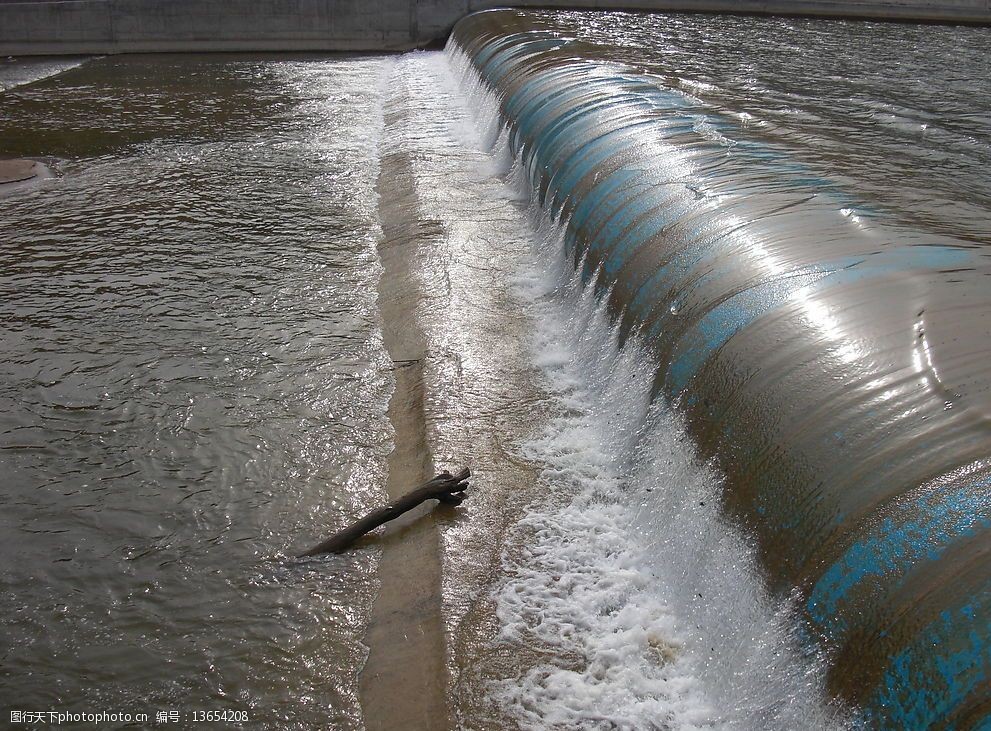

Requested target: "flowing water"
[
  {"left": 442, "top": 11, "right": 991, "bottom": 728},
  {"left": 1, "top": 55, "right": 394, "bottom": 729},
  {"left": 563, "top": 11, "right": 991, "bottom": 244},
  {"left": 1, "top": 11, "right": 988, "bottom": 730}
]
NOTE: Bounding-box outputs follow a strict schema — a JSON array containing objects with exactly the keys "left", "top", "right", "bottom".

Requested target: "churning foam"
[{"left": 444, "top": 44, "right": 850, "bottom": 730}]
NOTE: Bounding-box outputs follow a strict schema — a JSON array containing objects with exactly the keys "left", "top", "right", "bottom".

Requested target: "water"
[
  {"left": 434, "top": 48, "right": 844, "bottom": 730},
  {"left": 1, "top": 11, "right": 989, "bottom": 730},
  {"left": 0, "top": 56, "right": 88, "bottom": 93},
  {"left": 560, "top": 11, "right": 991, "bottom": 244},
  {"left": 1, "top": 56, "right": 393, "bottom": 728}
]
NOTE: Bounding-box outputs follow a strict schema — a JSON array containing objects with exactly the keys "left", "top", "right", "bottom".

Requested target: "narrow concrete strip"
[
  {"left": 1, "top": 0, "right": 989, "bottom": 56},
  {"left": 359, "top": 142, "right": 451, "bottom": 729},
  {"left": 0, "top": 159, "right": 38, "bottom": 184},
  {"left": 0, "top": 159, "right": 52, "bottom": 196}
]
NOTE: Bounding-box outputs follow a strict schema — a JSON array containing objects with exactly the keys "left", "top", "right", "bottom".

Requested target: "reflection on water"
[
  {"left": 1, "top": 11, "right": 988, "bottom": 730},
  {"left": 0, "top": 56, "right": 392, "bottom": 728}
]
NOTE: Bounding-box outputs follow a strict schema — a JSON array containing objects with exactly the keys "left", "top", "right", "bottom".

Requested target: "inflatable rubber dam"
[{"left": 449, "top": 10, "right": 991, "bottom": 728}]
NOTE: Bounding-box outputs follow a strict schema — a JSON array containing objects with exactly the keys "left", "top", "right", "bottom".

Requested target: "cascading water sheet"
[{"left": 448, "top": 9, "right": 991, "bottom": 729}]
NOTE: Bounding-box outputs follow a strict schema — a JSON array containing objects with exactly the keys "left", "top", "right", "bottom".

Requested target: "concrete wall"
[{"left": 0, "top": 0, "right": 988, "bottom": 55}]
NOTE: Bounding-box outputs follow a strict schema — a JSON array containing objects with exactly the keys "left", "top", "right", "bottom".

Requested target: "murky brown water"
[{"left": 1, "top": 55, "right": 392, "bottom": 728}]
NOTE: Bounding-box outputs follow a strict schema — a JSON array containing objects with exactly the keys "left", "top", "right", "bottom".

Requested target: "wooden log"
[{"left": 299, "top": 467, "right": 471, "bottom": 556}]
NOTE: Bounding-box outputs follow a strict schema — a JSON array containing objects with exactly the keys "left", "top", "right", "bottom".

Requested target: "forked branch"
[{"left": 299, "top": 467, "right": 471, "bottom": 556}]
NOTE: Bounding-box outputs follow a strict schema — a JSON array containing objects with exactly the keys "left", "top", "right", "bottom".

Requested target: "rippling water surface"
[
  {"left": 564, "top": 11, "right": 991, "bottom": 243},
  {"left": 1, "top": 56, "right": 392, "bottom": 728}
]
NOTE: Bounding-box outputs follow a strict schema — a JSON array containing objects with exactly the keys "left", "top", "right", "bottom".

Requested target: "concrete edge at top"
[{"left": 0, "top": 0, "right": 987, "bottom": 57}]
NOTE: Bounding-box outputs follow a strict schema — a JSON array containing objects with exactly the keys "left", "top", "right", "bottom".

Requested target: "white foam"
[{"left": 492, "top": 259, "right": 718, "bottom": 730}]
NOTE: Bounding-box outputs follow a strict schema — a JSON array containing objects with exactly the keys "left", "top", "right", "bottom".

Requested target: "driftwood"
[{"left": 300, "top": 468, "right": 471, "bottom": 556}]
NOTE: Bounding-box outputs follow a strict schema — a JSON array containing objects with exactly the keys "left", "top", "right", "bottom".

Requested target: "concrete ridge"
[
  {"left": 0, "top": 0, "right": 988, "bottom": 56},
  {"left": 361, "top": 91, "right": 452, "bottom": 731}
]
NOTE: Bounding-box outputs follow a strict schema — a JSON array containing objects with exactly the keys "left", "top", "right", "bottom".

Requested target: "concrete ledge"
[
  {"left": 0, "top": 158, "right": 52, "bottom": 195},
  {"left": 0, "top": 0, "right": 988, "bottom": 55},
  {"left": 0, "top": 0, "right": 424, "bottom": 54}
]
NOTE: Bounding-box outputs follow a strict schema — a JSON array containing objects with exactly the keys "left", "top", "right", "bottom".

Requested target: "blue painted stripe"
[
  {"left": 808, "top": 469, "right": 991, "bottom": 640},
  {"left": 664, "top": 266, "right": 841, "bottom": 394},
  {"left": 862, "top": 589, "right": 991, "bottom": 730},
  {"left": 660, "top": 246, "right": 976, "bottom": 394}
]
